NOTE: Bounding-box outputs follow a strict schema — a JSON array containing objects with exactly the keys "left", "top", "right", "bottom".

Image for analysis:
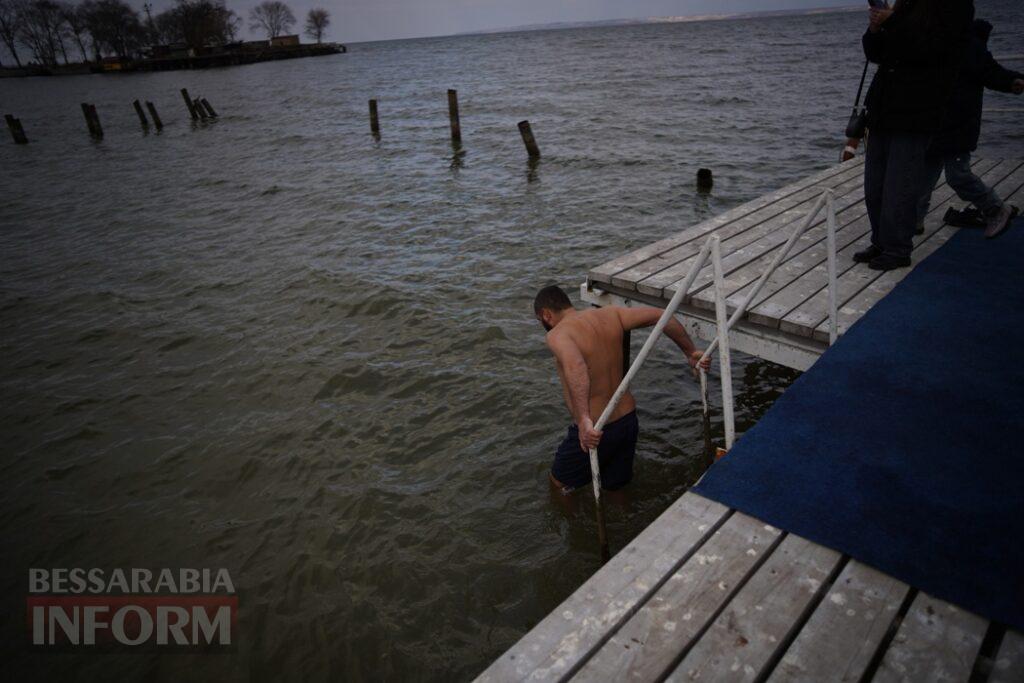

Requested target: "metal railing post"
[
  {"left": 825, "top": 190, "right": 839, "bottom": 345},
  {"left": 711, "top": 236, "right": 735, "bottom": 449},
  {"left": 699, "top": 191, "right": 829, "bottom": 361},
  {"left": 587, "top": 234, "right": 715, "bottom": 560}
]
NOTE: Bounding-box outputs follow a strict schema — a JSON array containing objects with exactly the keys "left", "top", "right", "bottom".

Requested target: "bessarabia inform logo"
[{"left": 26, "top": 568, "right": 237, "bottom": 647}]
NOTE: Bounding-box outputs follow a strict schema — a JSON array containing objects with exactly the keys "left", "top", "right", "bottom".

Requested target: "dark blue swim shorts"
[{"left": 551, "top": 411, "right": 639, "bottom": 493}]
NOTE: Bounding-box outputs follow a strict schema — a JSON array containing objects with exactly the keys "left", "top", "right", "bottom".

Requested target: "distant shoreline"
[
  {"left": 0, "top": 43, "right": 346, "bottom": 79},
  {"left": 456, "top": 5, "right": 862, "bottom": 38}
]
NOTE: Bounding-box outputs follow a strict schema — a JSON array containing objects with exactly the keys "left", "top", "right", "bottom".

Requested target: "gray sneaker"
[{"left": 984, "top": 204, "right": 1018, "bottom": 239}]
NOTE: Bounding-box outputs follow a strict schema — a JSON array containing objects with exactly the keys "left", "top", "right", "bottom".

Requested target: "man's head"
[{"left": 533, "top": 285, "right": 573, "bottom": 331}]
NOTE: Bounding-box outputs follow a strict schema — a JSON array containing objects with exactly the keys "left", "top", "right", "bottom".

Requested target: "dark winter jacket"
[
  {"left": 931, "top": 20, "right": 1023, "bottom": 155},
  {"left": 863, "top": 0, "right": 975, "bottom": 134}
]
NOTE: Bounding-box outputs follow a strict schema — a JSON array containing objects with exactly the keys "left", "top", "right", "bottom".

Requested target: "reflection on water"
[{"left": 1, "top": 2, "right": 1022, "bottom": 680}]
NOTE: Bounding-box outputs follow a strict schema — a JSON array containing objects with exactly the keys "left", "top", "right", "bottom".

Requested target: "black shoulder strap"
[{"left": 854, "top": 60, "right": 870, "bottom": 108}]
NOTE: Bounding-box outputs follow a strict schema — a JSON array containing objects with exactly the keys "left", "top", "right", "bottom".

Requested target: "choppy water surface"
[{"left": 2, "top": 3, "right": 1023, "bottom": 680}]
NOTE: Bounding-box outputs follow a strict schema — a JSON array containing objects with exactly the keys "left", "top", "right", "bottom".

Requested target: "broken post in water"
[
  {"left": 5, "top": 114, "right": 28, "bottom": 144},
  {"left": 89, "top": 105, "right": 103, "bottom": 139},
  {"left": 80, "top": 103, "right": 95, "bottom": 137},
  {"left": 369, "top": 99, "right": 380, "bottom": 137},
  {"left": 447, "top": 89, "right": 462, "bottom": 145},
  {"left": 518, "top": 120, "right": 541, "bottom": 159},
  {"left": 81, "top": 103, "right": 102, "bottom": 139},
  {"left": 145, "top": 101, "right": 164, "bottom": 131},
  {"left": 697, "top": 168, "right": 714, "bottom": 192},
  {"left": 133, "top": 100, "right": 149, "bottom": 129},
  {"left": 193, "top": 99, "right": 208, "bottom": 120},
  {"left": 180, "top": 88, "right": 198, "bottom": 120},
  {"left": 200, "top": 98, "right": 218, "bottom": 118}
]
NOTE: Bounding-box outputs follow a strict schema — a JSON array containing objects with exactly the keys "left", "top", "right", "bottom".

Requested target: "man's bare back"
[{"left": 547, "top": 307, "right": 635, "bottom": 425}]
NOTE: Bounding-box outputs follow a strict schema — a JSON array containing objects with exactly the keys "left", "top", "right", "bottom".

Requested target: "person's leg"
[
  {"left": 917, "top": 155, "right": 944, "bottom": 229},
  {"left": 875, "top": 133, "right": 932, "bottom": 261},
  {"left": 863, "top": 129, "right": 889, "bottom": 251},
  {"left": 550, "top": 426, "right": 592, "bottom": 496},
  {"left": 944, "top": 153, "right": 1003, "bottom": 214},
  {"left": 598, "top": 412, "right": 638, "bottom": 494}
]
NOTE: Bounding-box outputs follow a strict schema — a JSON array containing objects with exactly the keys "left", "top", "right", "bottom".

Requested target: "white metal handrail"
[{"left": 586, "top": 188, "right": 840, "bottom": 557}]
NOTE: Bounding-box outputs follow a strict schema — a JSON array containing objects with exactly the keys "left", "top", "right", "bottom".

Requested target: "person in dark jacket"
[
  {"left": 918, "top": 20, "right": 1024, "bottom": 238},
  {"left": 855, "top": 0, "right": 974, "bottom": 271}
]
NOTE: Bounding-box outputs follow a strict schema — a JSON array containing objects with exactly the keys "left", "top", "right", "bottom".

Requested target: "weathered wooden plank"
[
  {"left": 572, "top": 513, "right": 783, "bottom": 682},
  {"left": 810, "top": 160, "right": 1024, "bottom": 341},
  {"left": 735, "top": 157, "right": 997, "bottom": 329},
  {"left": 990, "top": 629, "right": 1024, "bottom": 683},
  {"left": 615, "top": 164, "right": 867, "bottom": 293},
  {"left": 663, "top": 534, "right": 843, "bottom": 683},
  {"left": 870, "top": 592, "right": 987, "bottom": 683},
  {"left": 608, "top": 166, "right": 865, "bottom": 293},
  {"left": 774, "top": 158, "right": 1015, "bottom": 339},
  {"left": 588, "top": 160, "right": 863, "bottom": 286},
  {"left": 680, "top": 183, "right": 868, "bottom": 312},
  {"left": 767, "top": 561, "right": 910, "bottom": 683},
  {"left": 634, "top": 169, "right": 866, "bottom": 298},
  {"left": 474, "top": 493, "right": 729, "bottom": 683}
]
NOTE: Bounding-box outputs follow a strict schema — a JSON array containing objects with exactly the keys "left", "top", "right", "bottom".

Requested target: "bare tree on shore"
[
  {"left": 78, "top": 0, "right": 141, "bottom": 60},
  {"left": 0, "top": 0, "right": 26, "bottom": 66},
  {"left": 60, "top": 1, "right": 90, "bottom": 61},
  {"left": 304, "top": 7, "right": 328, "bottom": 44},
  {"left": 19, "top": 0, "right": 72, "bottom": 66},
  {"left": 249, "top": 0, "right": 293, "bottom": 39},
  {"left": 154, "top": 0, "right": 240, "bottom": 49}
]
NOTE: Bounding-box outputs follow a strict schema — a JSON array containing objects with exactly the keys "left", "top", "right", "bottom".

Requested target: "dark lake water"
[{"left": 2, "top": 2, "right": 1022, "bottom": 680}]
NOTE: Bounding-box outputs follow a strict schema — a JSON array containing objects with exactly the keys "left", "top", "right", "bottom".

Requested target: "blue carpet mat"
[{"left": 694, "top": 217, "right": 1024, "bottom": 630}]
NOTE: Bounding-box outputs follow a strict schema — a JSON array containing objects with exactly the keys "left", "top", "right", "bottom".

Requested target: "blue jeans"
[
  {"left": 918, "top": 152, "right": 1003, "bottom": 221},
  {"left": 865, "top": 130, "right": 933, "bottom": 259}
]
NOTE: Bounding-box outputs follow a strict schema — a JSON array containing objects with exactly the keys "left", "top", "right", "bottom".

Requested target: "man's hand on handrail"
[
  {"left": 578, "top": 417, "right": 602, "bottom": 452},
  {"left": 688, "top": 350, "right": 712, "bottom": 372}
]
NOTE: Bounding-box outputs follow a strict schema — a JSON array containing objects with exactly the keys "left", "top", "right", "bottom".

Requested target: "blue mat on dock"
[{"left": 694, "top": 218, "right": 1024, "bottom": 630}]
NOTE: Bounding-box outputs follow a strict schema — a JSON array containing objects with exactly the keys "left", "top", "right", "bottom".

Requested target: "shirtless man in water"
[{"left": 534, "top": 285, "right": 710, "bottom": 494}]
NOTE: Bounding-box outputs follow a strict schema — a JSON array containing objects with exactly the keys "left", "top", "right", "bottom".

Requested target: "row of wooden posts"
[
  {"left": 6, "top": 86, "right": 716, "bottom": 188},
  {"left": 6, "top": 87, "right": 540, "bottom": 158},
  {"left": 8, "top": 87, "right": 542, "bottom": 161},
  {"left": 369, "top": 89, "right": 542, "bottom": 160},
  {"left": 4, "top": 87, "right": 218, "bottom": 144}
]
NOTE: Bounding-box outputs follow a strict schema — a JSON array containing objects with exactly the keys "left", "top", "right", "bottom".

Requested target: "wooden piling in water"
[
  {"left": 697, "top": 168, "right": 714, "bottom": 192},
  {"left": 518, "top": 120, "right": 541, "bottom": 159},
  {"left": 133, "top": 99, "right": 149, "bottom": 129},
  {"left": 81, "top": 103, "right": 95, "bottom": 137},
  {"left": 89, "top": 104, "right": 103, "bottom": 139},
  {"left": 447, "top": 89, "right": 462, "bottom": 145},
  {"left": 369, "top": 99, "right": 380, "bottom": 137},
  {"left": 193, "top": 98, "right": 208, "bottom": 120},
  {"left": 5, "top": 114, "right": 28, "bottom": 144},
  {"left": 145, "top": 101, "right": 164, "bottom": 130},
  {"left": 181, "top": 88, "right": 198, "bottom": 120},
  {"left": 200, "top": 98, "right": 218, "bottom": 118},
  {"left": 81, "top": 103, "right": 102, "bottom": 139}
]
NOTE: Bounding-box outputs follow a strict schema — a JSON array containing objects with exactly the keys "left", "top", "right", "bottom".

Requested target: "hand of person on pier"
[
  {"left": 688, "top": 350, "right": 712, "bottom": 372},
  {"left": 1012, "top": 79, "right": 1024, "bottom": 95},
  {"left": 868, "top": 7, "right": 893, "bottom": 33},
  {"left": 578, "top": 417, "right": 602, "bottom": 452}
]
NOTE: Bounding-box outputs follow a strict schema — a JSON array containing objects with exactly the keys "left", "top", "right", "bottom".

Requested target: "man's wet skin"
[{"left": 535, "top": 285, "right": 710, "bottom": 498}]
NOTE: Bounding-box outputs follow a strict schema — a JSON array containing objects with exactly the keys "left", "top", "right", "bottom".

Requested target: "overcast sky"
[{"left": 142, "top": 0, "right": 858, "bottom": 44}]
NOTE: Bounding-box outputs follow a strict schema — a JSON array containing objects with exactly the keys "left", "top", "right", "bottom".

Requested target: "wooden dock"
[
  {"left": 476, "top": 492, "right": 1024, "bottom": 682},
  {"left": 582, "top": 157, "right": 1024, "bottom": 370},
  {"left": 477, "top": 159, "right": 1024, "bottom": 681}
]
